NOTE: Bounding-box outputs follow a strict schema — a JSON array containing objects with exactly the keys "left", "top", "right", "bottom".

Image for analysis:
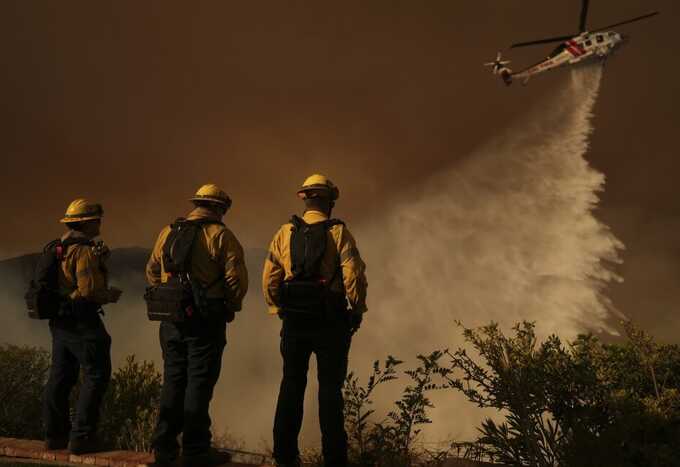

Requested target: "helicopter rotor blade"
[
  {"left": 592, "top": 11, "right": 659, "bottom": 32},
  {"left": 579, "top": 0, "right": 590, "bottom": 33},
  {"left": 510, "top": 35, "right": 573, "bottom": 49}
]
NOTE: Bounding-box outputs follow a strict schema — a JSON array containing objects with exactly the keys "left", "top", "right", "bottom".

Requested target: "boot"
[
  {"left": 275, "top": 457, "right": 302, "bottom": 467},
  {"left": 44, "top": 436, "right": 69, "bottom": 450},
  {"left": 69, "top": 435, "right": 104, "bottom": 455},
  {"left": 153, "top": 449, "right": 179, "bottom": 467}
]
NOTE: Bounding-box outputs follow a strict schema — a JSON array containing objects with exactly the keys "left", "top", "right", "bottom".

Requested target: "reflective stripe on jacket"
[
  {"left": 262, "top": 210, "right": 367, "bottom": 316},
  {"left": 146, "top": 207, "right": 249, "bottom": 311}
]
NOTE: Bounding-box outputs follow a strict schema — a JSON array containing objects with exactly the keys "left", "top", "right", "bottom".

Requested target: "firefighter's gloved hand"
[
  {"left": 225, "top": 309, "right": 235, "bottom": 323},
  {"left": 349, "top": 311, "right": 363, "bottom": 334},
  {"left": 224, "top": 301, "right": 239, "bottom": 322}
]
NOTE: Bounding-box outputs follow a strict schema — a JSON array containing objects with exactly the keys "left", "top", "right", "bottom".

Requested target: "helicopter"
[{"left": 485, "top": 0, "right": 659, "bottom": 86}]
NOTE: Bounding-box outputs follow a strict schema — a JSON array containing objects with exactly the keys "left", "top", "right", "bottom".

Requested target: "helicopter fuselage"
[{"left": 513, "top": 31, "right": 625, "bottom": 82}]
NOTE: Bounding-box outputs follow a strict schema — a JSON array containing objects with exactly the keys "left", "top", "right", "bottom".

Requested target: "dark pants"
[
  {"left": 274, "top": 314, "right": 352, "bottom": 467},
  {"left": 43, "top": 316, "right": 112, "bottom": 442},
  {"left": 152, "top": 318, "right": 227, "bottom": 458}
]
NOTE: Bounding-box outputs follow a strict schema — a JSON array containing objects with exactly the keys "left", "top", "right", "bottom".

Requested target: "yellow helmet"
[
  {"left": 59, "top": 199, "right": 104, "bottom": 223},
  {"left": 190, "top": 184, "right": 232, "bottom": 208},
  {"left": 297, "top": 174, "right": 339, "bottom": 201}
]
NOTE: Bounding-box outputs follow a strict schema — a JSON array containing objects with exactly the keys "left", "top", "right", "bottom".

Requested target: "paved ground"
[
  {"left": 0, "top": 438, "right": 266, "bottom": 467},
  {"left": 0, "top": 458, "right": 77, "bottom": 466},
  {"left": 0, "top": 437, "right": 502, "bottom": 467},
  {"left": 442, "top": 460, "right": 501, "bottom": 467}
]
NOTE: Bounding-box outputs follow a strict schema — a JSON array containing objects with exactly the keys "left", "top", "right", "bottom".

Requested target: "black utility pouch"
[
  {"left": 279, "top": 280, "right": 328, "bottom": 314},
  {"left": 144, "top": 280, "right": 188, "bottom": 322},
  {"left": 25, "top": 281, "right": 61, "bottom": 320}
]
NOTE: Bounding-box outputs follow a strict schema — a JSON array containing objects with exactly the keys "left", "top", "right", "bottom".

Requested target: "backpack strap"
[
  {"left": 162, "top": 217, "right": 226, "bottom": 287},
  {"left": 288, "top": 215, "right": 345, "bottom": 281},
  {"left": 289, "top": 216, "right": 307, "bottom": 279},
  {"left": 45, "top": 237, "right": 95, "bottom": 299},
  {"left": 45, "top": 237, "right": 94, "bottom": 268},
  {"left": 167, "top": 217, "right": 226, "bottom": 268},
  {"left": 181, "top": 218, "right": 226, "bottom": 269},
  {"left": 43, "top": 239, "right": 60, "bottom": 251},
  {"left": 42, "top": 239, "right": 63, "bottom": 261},
  {"left": 324, "top": 219, "right": 345, "bottom": 288},
  {"left": 326, "top": 218, "right": 345, "bottom": 228},
  {"left": 162, "top": 218, "right": 199, "bottom": 275},
  {"left": 289, "top": 215, "right": 304, "bottom": 230}
]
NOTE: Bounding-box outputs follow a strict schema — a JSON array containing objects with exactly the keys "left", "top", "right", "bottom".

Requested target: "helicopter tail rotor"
[{"left": 484, "top": 52, "right": 513, "bottom": 85}]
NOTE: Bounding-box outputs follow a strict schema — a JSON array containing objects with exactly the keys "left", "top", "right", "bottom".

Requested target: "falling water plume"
[{"left": 354, "top": 65, "right": 624, "bottom": 441}]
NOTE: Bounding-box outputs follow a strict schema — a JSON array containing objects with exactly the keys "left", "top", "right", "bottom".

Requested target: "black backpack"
[
  {"left": 279, "top": 215, "right": 344, "bottom": 314},
  {"left": 144, "top": 218, "right": 223, "bottom": 322},
  {"left": 24, "top": 238, "right": 92, "bottom": 320}
]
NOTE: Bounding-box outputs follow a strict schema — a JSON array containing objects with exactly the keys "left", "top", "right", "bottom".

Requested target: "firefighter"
[
  {"left": 146, "top": 184, "right": 248, "bottom": 467},
  {"left": 263, "top": 174, "right": 368, "bottom": 467},
  {"left": 43, "top": 199, "right": 122, "bottom": 454}
]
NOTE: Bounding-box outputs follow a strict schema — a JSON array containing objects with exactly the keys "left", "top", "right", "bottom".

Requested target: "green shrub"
[
  {"left": 98, "top": 355, "right": 162, "bottom": 451},
  {"left": 0, "top": 345, "right": 50, "bottom": 439},
  {"left": 334, "top": 353, "right": 447, "bottom": 467},
  {"left": 440, "top": 321, "right": 680, "bottom": 467},
  {"left": 343, "top": 356, "right": 401, "bottom": 465},
  {"left": 369, "top": 352, "right": 446, "bottom": 467},
  {"left": 0, "top": 346, "right": 161, "bottom": 451}
]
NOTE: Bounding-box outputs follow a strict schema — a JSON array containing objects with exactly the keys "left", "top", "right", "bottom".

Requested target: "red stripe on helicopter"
[
  {"left": 566, "top": 46, "right": 582, "bottom": 57},
  {"left": 566, "top": 40, "right": 586, "bottom": 57}
]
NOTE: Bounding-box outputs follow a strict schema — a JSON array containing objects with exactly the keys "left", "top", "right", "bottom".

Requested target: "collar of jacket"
[
  {"left": 186, "top": 206, "right": 223, "bottom": 223},
  {"left": 302, "top": 209, "right": 329, "bottom": 224},
  {"left": 61, "top": 230, "right": 96, "bottom": 243}
]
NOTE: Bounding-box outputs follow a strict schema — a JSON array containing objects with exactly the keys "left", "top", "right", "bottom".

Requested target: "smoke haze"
[
  {"left": 346, "top": 66, "right": 623, "bottom": 442},
  {"left": 365, "top": 66, "right": 620, "bottom": 343}
]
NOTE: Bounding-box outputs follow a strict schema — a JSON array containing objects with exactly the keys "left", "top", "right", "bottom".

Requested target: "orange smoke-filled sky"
[{"left": 1, "top": 0, "right": 679, "bottom": 337}]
